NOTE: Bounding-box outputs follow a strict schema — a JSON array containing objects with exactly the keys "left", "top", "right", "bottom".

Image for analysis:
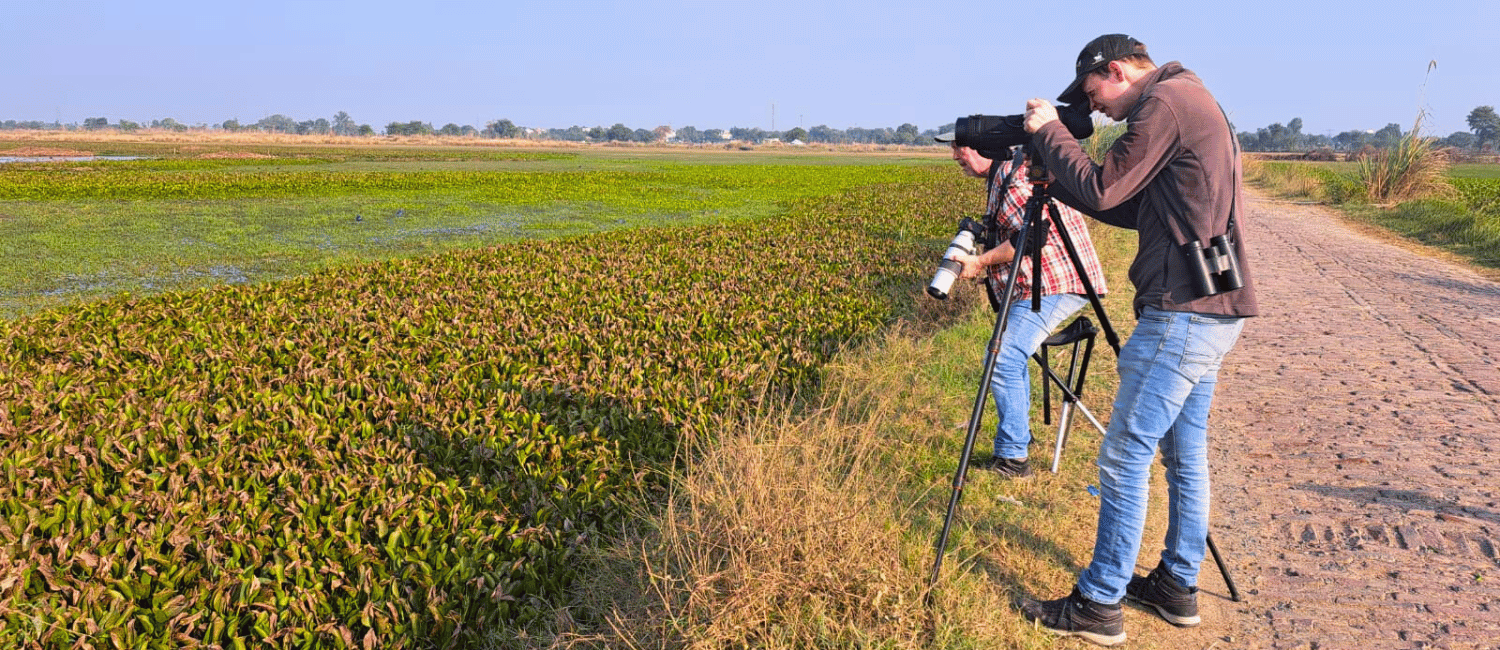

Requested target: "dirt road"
[{"left": 1196, "top": 188, "right": 1500, "bottom": 649}]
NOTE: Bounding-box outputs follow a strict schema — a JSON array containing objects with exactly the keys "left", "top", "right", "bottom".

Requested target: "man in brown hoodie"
[{"left": 1015, "top": 34, "right": 1259, "bottom": 646}]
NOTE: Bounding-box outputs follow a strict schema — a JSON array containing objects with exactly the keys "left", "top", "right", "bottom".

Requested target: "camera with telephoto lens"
[
  {"left": 1184, "top": 235, "right": 1244, "bottom": 297},
  {"left": 927, "top": 217, "right": 987, "bottom": 300},
  {"left": 953, "top": 102, "right": 1095, "bottom": 152}
]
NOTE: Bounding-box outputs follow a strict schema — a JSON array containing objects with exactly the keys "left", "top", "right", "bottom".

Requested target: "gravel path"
[{"left": 1198, "top": 188, "right": 1500, "bottom": 649}]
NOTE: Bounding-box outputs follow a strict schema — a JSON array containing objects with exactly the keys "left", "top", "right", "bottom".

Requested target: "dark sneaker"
[
  {"left": 975, "top": 456, "right": 1033, "bottom": 478},
  {"left": 1020, "top": 587, "right": 1126, "bottom": 646},
  {"left": 1126, "top": 560, "right": 1201, "bottom": 627}
]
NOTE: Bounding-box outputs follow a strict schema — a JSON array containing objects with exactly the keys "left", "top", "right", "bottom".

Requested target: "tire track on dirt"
[{"left": 1203, "top": 189, "right": 1500, "bottom": 649}]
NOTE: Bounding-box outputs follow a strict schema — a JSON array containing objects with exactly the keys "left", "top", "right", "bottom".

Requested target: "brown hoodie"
[{"left": 1032, "top": 62, "right": 1259, "bottom": 318}]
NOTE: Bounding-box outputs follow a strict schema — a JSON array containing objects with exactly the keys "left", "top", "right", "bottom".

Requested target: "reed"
[{"left": 1356, "top": 110, "right": 1454, "bottom": 204}]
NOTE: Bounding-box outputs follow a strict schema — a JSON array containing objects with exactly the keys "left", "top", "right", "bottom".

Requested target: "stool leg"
[
  {"left": 1050, "top": 338, "right": 1089, "bottom": 473},
  {"left": 1051, "top": 402, "right": 1073, "bottom": 473}
]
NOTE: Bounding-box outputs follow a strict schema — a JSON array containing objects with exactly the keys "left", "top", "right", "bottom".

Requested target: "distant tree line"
[
  {"left": 8, "top": 106, "right": 1498, "bottom": 152},
  {"left": 1237, "top": 106, "right": 1500, "bottom": 153},
  {"left": 0, "top": 113, "right": 946, "bottom": 145}
]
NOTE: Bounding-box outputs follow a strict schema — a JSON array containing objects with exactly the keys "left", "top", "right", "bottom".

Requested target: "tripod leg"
[
  {"left": 1206, "top": 532, "right": 1242, "bottom": 602},
  {"left": 1044, "top": 199, "right": 1120, "bottom": 355},
  {"left": 930, "top": 201, "right": 1040, "bottom": 591}
]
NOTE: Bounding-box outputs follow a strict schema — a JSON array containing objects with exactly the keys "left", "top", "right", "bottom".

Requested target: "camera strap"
[{"left": 983, "top": 148, "right": 1026, "bottom": 233}]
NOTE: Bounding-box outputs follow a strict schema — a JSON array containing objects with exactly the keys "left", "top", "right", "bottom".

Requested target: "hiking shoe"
[
  {"left": 975, "top": 456, "right": 1033, "bottom": 479},
  {"left": 1126, "top": 560, "right": 1201, "bottom": 627},
  {"left": 1020, "top": 587, "right": 1126, "bottom": 646}
]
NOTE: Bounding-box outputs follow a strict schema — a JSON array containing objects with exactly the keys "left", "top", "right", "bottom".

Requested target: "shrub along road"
[{"left": 1197, "top": 187, "right": 1500, "bottom": 648}]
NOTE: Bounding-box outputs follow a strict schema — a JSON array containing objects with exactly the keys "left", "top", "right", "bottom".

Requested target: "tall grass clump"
[
  {"left": 563, "top": 355, "right": 947, "bottom": 649},
  {"left": 1082, "top": 120, "right": 1126, "bottom": 162},
  {"left": 1356, "top": 110, "right": 1453, "bottom": 203}
]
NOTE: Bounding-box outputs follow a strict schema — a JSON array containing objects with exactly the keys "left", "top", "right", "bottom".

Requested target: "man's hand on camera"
[
  {"left": 952, "top": 253, "right": 986, "bottom": 280},
  {"left": 1024, "top": 99, "right": 1058, "bottom": 134},
  {"left": 954, "top": 241, "right": 1019, "bottom": 280}
]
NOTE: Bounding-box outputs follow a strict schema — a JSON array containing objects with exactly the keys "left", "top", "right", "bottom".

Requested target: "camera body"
[
  {"left": 927, "top": 217, "right": 987, "bottom": 300},
  {"left": 1184, "top": 235, "right": 1244, "bottom": 297}
]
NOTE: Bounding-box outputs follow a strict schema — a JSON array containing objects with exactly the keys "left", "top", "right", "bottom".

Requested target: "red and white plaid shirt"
[{"left": 985, "top": 157, "right": 1108, "bottom": 302}]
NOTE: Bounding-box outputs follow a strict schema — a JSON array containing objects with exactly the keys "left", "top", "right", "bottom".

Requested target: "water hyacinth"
[{"left": 0, "top": 162, "right": 969, "bottom": 648}]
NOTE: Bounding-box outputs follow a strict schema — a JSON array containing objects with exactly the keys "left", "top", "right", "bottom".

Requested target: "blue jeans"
[
  {"left": 989, "top": 293, "right": 1089, "bottom": 460},
  {"left": 1077, "top": 306, "right": 1245, "bottom": 605}
]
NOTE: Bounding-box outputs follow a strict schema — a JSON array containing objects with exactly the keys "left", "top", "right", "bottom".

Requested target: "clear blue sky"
[{"left": 7, "top": 0, "right": 1496, "bottom": 138}]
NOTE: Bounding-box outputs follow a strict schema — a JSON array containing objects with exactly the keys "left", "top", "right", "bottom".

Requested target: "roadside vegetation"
[{"left": 1245, "top": 115, "right": 1500, "bottom": 270}]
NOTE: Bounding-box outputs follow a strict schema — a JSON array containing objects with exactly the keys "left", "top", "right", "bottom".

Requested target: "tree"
[
  {"left": 83, "top": 117, "right": 109, "bottom": 130},
  {"left": 485, "top": 119, "right": 520, "bottom": 139},
  {"left": 1371, "top": 123, "right": 1404, "bottom": 149},
  {"left": 333, "top": 111, "right": 356, "bottom": 136},
  {"left": 728, "top": 126, "right": 767, "bottom": 143},
  {"left": 256, "top": 114, "right": 297, "bottom": 133},
  {"left": 606, "top": 123, "right": 633, "bottom": 142},
  {"left": 808, "top": 124, "right": 842, "bottom": 144},
  {"left": 385, "top": 121, "right": 432, "bottom": 136},
  {"left": 782, "top": 126, "right": 808, "bottom": 143},
  {"left": 1468, "top": 106, "right": 1500, "bottom": 149},
  {"left": 295, "top": 119, "right": 330, "bottom": 135},
  {"left": 893, "top": 123, "right": 919, "bottom": 145},
  {"left": 547, "top": 125, "right": 588, "bottom": 142},
  {"left": 439, "top": 123, "right": 464, "bottom": 136},
  {"left": 1332, "top": 130, "right": 1370, "bottom": 151},
  {"left": 1442, "top": 131, "right": 1477, "bottom": 149},
  {"left": 675, "top": 125, "right": 702, "bottom": 143}
]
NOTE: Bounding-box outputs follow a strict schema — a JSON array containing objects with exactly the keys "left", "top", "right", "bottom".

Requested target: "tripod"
[{"left": 927, "top": 147, "right": 1241, "bottom": 603}]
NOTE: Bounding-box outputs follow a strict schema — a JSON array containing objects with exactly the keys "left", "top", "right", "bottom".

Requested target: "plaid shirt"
[{"left": 985, "top": 157, "right": 1108, "bottom": 302}]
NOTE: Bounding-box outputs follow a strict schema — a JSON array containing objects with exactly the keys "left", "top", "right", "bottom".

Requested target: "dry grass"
[
  {"left": 1242, "top": 157, "right": 1328, "bottom": 201},
  {"left": 549, "top": 327, "right": 995, "bottom": 649}
]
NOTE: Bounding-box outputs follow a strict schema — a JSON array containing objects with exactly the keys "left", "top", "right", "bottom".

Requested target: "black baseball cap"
[{"left": 1057, "top": 34, "right": 1146, "bottom": 105}]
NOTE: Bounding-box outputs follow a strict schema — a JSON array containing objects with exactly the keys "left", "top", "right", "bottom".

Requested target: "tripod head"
[{"left": 1020, "top": 143, "right": 1053, "bottom": 186}]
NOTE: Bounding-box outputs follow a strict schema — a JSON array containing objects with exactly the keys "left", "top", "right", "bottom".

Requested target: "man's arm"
[
  {"left": 1047, "top": 182, "right": 1140, "bottom": 230},
  {"left": 1025, "top": 97, "right": 1178, "bottom": 216},
  {"left": 953, "top": 242, "right": 1015, "bottom": 279}
]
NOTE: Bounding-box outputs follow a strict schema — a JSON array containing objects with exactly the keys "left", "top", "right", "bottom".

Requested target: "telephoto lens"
[{"left": 927, "top": 218, "right": 985, "bottom": 299}]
